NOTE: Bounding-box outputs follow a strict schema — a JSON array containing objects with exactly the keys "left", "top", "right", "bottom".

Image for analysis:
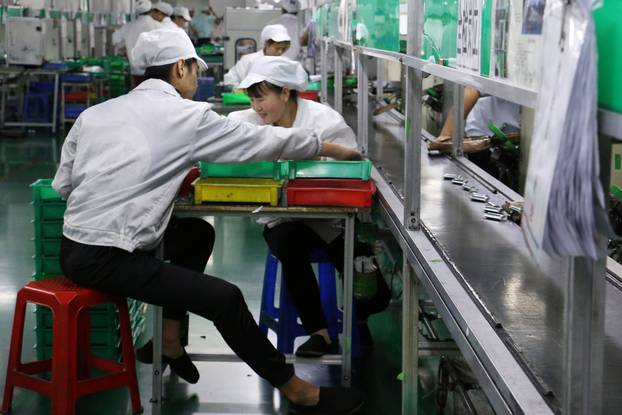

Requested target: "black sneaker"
[
  {"left": 135, "top": 339, "right": 155, "bottom": 364},
  {"left": 164, "top": 350, "right": 200, "bottom": 384},
  {"left": 135, "top": 339, "right": 200, "bottom": 384},
  {"left": 288, "top": 386, "right": 364, "bottom": 414},
  {"left": 295, "top": 334, "right": 339, "bottom": 358}
]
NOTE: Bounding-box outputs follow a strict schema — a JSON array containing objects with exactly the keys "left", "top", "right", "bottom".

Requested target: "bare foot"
[
  {"left": 162, "top": 337, "right": 184, "bottom": 359},
  {"left": 280, "top": 376, "right": 320, "bottom": 406}
]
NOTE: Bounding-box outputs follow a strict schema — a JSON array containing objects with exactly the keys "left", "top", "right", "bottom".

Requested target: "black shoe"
[
  {"left": 296, "top": 334, "right": 339, "bottom": 358},
  {"left": 164, "top": 350, "right": 200, "bottom": 384},
  {"left": 135, "top": 339, "right": 200, "bottom": 384},
  {"left": 135, "top": 339, "right": 154, "bottom": 364},
  {"left": 288, "top": 387, "right": 364, "bottom": 415}
]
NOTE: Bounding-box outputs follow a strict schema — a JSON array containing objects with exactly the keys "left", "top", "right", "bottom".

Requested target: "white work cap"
[
  {"left": 135, "top": 0, "right": 152, "bottom": 14},
  {"left": 172, "top": 6, "right": 192, "bottom": 22},
  {"left": 132, "top": 29, "right": 208, "bottom": 73},
  {"left": 281, "top": 0, "right": 300, "bottom": 13},
  {"left": 238, "top": 56, "right": 308, "bottom": 91},
  {"left": 152, "top": 1, "right": 173, "bottom": 16},
  {"left": 260, "top": 24, "right": 291, "bottom": 45}
]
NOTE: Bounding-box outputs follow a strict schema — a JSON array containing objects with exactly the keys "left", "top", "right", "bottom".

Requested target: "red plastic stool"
[{"left": 1, "top": 277, "right": 142, "bottom": 415}]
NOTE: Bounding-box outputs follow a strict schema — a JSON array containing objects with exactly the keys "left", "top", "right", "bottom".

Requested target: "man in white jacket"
[
  {"left": 53, "top": 29, "right": 363, "bottom": 415},
  {"left": 224, "top": 24, "right": 292, "bottom": 88}
]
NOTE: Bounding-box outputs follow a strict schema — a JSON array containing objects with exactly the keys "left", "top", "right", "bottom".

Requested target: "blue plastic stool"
[{"left": 259, "top": 250, "right": 361, "bottom": 357}]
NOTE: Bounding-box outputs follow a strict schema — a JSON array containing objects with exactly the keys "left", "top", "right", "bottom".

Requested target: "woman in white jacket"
[{"left": 229, "top": 57, "right": 372, "bottom": 358}]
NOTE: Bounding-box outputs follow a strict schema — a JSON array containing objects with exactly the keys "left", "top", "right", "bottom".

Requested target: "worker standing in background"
[
  {"left": 268, "top": 0, "right": 302, "bottom": 61},
  {"left": 54, "top": 29, "right": 364, "bottom": 415},
  {"left": 224, "top": 24, "right": 291, "bottom": 88},
  {"left": 171, "top": 6, "right": 193, "bottom": 32},
  {"left": 191, "top": 5, "right": 220, "bottom": 46},
  {"left": 112, "top": 0, "right": 161, "bottom": 86},
  {"left": 229, "top": 56, "right": 391, "bottom": 357}
]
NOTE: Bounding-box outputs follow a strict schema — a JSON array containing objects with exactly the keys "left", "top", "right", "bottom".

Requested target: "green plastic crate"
[
  {"left": 37, "top": 304, "right": 117, "bottom": 329},
  {"left": 34, "top": 221, "right": 63, "bottom": 239},
  {"left": 199, "top": 161, "right": 287, "bottom": 180},
  {"left": 33, "top": 202, "right": 65, "bottom": 222},
  {"left": 36, "top": 344, "right": 120, "bottom": 361},
  {"left": 36, "top": 302, "right": 145, "bottom": 330},
  {"left": 34, "top": 239, "right": 61, "bottom": 257},
  {"left": 34, "top": 256, "right": 62, "bottom": 276},
  {"left": 31, "top": 179, "right": 62, "bottom": 203},
  {"left": 287, "top": 160, "right": 372, "bottom": 180},
  {"left": 37, "top": 327, "right": 119, "bottom": 347},
  {"left": 222, "top": 92, "right": 251, "bottom": 106}
]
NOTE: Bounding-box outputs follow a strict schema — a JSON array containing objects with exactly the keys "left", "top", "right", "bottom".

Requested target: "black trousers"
[
  {"left": 60, "top": 217, "right": 294, "bottom": 388},
  {"left": 264, "top": 221, "right": 391, "bottom": 336},
  {"left": 162, "top": 217, "right": 214, "bottom": 320}
]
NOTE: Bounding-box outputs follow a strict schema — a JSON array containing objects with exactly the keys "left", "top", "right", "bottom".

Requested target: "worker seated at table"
[
  {"left": 428, "top": 86, "right": 521, "bottom": 154},
  {"left": 53, "top": 29, "right": 363, "bottom": 415},
  {"left": 224, "top": 24, "right": 292, "bottom": 89},
  {"left": 229, "top": 56, "right": 391, "bottom": 358}
]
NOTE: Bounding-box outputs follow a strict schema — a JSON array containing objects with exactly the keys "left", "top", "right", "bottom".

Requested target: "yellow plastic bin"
[{"left": 192, "top": 178, "right": 283, "bottom": 206}]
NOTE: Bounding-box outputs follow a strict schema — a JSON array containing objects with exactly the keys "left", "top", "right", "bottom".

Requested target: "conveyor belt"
[{"left": 358, "top": 109, "right": 622, "bottom": 413}]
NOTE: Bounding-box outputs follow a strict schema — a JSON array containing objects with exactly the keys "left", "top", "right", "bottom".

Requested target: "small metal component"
[
  {"left": 487, "top": 201, "right": 498, "bottom": 207},
  {"left": 485, "top": 212, "right": 507, "bottom": 222},
  {"left": 485, "top": 206, "right": 503, "bottom": 214},
  {"left": 462, "top": 183, "right": 472, "bottom": 191},
  {"left": 443, "top": 173, "right": 457, "bottom": 180},
  {"left": 452, "top": 178, "right": 465, "bottom": 186},
  {"left": 428, "top": 150, "right": 442, "bottom": 156},
  {"left": 471, "top": 193, "right": 489, "bottom": 203}
]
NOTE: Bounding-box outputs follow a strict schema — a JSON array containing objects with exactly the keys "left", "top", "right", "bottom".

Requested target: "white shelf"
[{"left": 330, "top": 39, "right": 538, "bottom": 108}]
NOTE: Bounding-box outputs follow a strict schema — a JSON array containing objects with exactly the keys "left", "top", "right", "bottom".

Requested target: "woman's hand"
[{"left": 320, "top": 143, "right": 363, "bottom": 161}]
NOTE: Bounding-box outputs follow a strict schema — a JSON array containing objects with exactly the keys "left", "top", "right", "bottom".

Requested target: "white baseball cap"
[
  {"left": 132, "top": 29, "right": 208, "bottom": 73},
  {"left": 281, "top": 0, "right": 300, "bottom": 14},
  {"left": 260, "top": 24, "right": 291, "bottom": 45},
  {"left": 135, "top": 0, "right": 152, "bottom": 15},
  {"left": 152, "top": 1, "right": 173, "bottom": 16},
  {"left": 172, "top": 6, "right": 192, "bottom": 22},
  {"left": 238, "top": 56, "right": 308, "bottom": 91}
]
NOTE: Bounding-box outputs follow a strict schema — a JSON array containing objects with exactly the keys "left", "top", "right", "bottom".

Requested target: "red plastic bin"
[
  {"left": 286, "top": 179, "right": 376, "bottom": 207},
  {"left": 64, "top": 91, "right": 88, "bottom": 101},
  {"left": 300, "top": 91, "right": 320, "bottom": 101}
]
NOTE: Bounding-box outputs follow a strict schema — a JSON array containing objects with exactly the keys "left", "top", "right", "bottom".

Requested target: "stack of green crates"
[
  {"left": 35, "top": 301, "right": 146, "bottom": 361},
  {"left": 105, "top": 57, "right": 130, "bottom": 98},
  {"left": 32, "top": 179, "right": 64, "bottom": 278},
  {"left": 31, "top": 179, "right": 146, "bottom": 361}
]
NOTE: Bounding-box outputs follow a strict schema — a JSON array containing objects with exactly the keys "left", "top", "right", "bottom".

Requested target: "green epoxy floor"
[{"left": 0, "top": 134, "right": 418, "bottom": 414}]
